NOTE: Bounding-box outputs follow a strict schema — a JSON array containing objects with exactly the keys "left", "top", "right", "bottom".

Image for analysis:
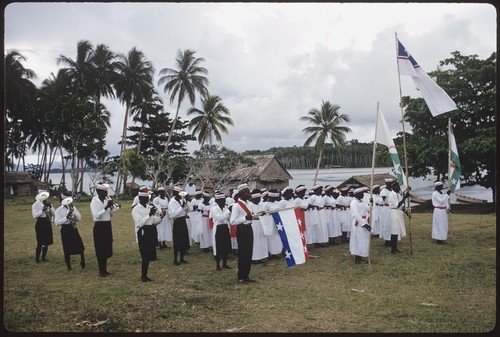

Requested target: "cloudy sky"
[{"left": 4, "top": 2, "right": 497, "bottom": 161}]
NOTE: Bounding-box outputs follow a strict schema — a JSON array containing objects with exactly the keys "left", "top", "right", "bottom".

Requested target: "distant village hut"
[
  {"left": 4, "top": 172, "right": 49, "bottom": 196},
  {"left": 226, "top": 154, "right": 293, "bottom": 192}
]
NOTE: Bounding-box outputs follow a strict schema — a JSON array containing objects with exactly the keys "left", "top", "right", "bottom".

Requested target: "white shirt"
[
  {"left": 32, "top": 200, "right": 55, "bottom": 219},
  {"left": 432, "top": 190, "right": 449, "bottom": 209},
  {"left": 90, "top": 195, "right": 118, "bottom": 221},
  {"left": 55, "top": 205, "right": 82, "bottom": 226},
  {"left": 153, "top": 195, "right": 169, "bottom": 212},
  {"left": 168, "top": 197, "right": 187, "bottom": 219},
  {"left": 132, "top": 203, "right": 162, "bottom": 231},
  {"left": 230, "top": 199, "right": 252, "bottom": 225},
  {"left": 210, "top": 204, "right": 231, "bottom": 226}
]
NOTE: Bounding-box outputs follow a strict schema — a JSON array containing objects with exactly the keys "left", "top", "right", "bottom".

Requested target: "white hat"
[
  {"left": 173, "top": 186, "right": 183, "bottom": 192},
  {"left": 281, "top": 186, "right": 292, "bottom": 194},
  {"left": 157, "top": 186, "right": 165, "bottom": 191},
  {"left": 295, "top": 185, "right": 306, "bottom": 192},
  {"left": 251, "top": 192, "right": 262, "bottom": 199},
  {"left": 354, "top": 187, "right": 365, "bottom": 194},
  {"left": 202, "top": 191, "right": 210, "bottom": 197},
  {"left": 36, "top": 191, "right": 50, "bottom": 202},
  {"left": 62, "top": 197, "right": 73, "bottom": 206},
  {"left": 268, "top": 192, "right": 279, "bottom": 198},
  {"left": 372, "top": 184, "right": 380, "bottom": 189},
  {"left": 312, "top": 184, "right": 322, "bottom": 190},
  {"left": 215, "top": 193, "right": 226, "bottom": 200},
  {"left": 138, "top": 189, "right": 150, "bottom": 197},
  {"left": 434, "top": 181, "right": 444, "bottom": 187},
  {"left": 384, "top": 178, "right": 395, "bottom": 183},
  {"left": 96, "top": 183, "right": 109, "bottom": 191},
  {"left": 238, "top": 183, "right": 250, "bottom": 192}
]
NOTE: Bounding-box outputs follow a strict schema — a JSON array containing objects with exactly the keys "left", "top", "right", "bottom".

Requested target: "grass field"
[{"left": 2, "top": 196, "right": 496, "bottom": 332}]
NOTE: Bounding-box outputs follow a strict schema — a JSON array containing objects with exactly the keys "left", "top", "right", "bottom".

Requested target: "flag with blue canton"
[{"left": 271, "top": 208, "right": 308, "bottom": 267}]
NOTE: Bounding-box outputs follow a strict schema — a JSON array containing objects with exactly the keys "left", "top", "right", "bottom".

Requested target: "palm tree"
[
  {"left": 5, "top": 50, "right": 38, "bottom": 170},
  {"left": 187, "top": 94, "right": 234, "bottom": 146},
  {"left": 90, "top": 43, "right": 118, "bottom": 107},
  {"left": 57, "top": 40, "right": 95, "bottom": 92},
  {"left": 300, "top": 100, "right": 351, "bottom": 185},
  {"left": 157, "top": 49, "right": 209, "bottom": 155},
  {"left": 114, "top": 47, "right": 155, "bottom": 194}
]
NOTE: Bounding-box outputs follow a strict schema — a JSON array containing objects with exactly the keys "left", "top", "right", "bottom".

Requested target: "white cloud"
[{"left": 5, "top": 2, "right": 496, "bottom": 160}]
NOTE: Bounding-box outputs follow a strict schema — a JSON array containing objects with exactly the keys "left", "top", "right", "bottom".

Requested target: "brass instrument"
[
  {"left": 105, "top": 196, "right": 121, "bottom": 210},
  {"left": 179, "top": 191, "right": 189, "bottom": 211},
  {"left": 148, "top": 202, "right": 165, "bottom": 218},
  {"left": 36, "top": 191, "right": 52, "bottom": 220},
  {"left": 62, "top": 197, "right": 77, "bottom": 225}
]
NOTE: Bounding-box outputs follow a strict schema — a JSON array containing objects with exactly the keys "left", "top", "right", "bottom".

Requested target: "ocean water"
[{"left": 44, "top": 167, "right": 493, "bottom": 203}]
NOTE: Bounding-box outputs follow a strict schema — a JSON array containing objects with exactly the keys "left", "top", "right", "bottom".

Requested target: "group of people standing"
[{"left": 31, "top": 177, "right": 451, "bottom": 283}]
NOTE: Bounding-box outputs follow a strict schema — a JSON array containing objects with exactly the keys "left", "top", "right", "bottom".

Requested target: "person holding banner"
[
  {"left": 431, "top": 181, "right": 451, "bottom": 244},
  {"left": 349, "top": 187, "right": 372, "bottom": 264},
  {"left": 210, "top": 193, "right": 233, "bottom": 271},
  {"left": 230, "top": 183, "right": 256, "bottom": 284},
  {"left": 265, "top": 189, "right": 285, "bottom": 259}
]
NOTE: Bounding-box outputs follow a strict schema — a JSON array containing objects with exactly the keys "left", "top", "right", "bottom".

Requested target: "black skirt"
[
  {"left": 35, "top": 217, "right": 53, "bottom": 246},
  {"left": 172, "top": 217, "right": 190, "bottom": 253},
  {"left": 60, "top": 225, "right": 84, "bottom": 255},
  {"left": 137, "top": 226, "right": 157, "bottom": 261},
  {"left": 215, "top": 224, "right": 232, "bottom": 256},
  {"left": 93, "top": 221, "right": 113, "bottom": 259}
]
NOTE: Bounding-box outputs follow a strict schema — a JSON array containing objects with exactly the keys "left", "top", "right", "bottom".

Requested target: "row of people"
[{"left": 31, "top": 178, "right": 450, "bottom": 282}]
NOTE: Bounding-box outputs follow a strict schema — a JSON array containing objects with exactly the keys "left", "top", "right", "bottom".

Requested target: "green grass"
[{"left": 3, "top": 196, "right": 496, "bottom": 332}]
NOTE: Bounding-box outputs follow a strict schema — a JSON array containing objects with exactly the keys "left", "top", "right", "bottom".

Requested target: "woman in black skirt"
[
  {"left": 55, "top": 196, "right": 85, "bottom": 270},
  {"left": 31, "top": 191, "right": 55, "bottom": 263},
  {"left": 168, "top": 187, "right": 191, "bottom": 266},
  {"left": 132, "top": 190, "right": 164, "bottom": 282},
  {"left": 210, "top": 192, "right": 232, "bottom": 271}
]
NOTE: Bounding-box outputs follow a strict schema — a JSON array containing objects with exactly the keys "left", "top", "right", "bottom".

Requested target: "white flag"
[
  {"left": 375, "top": 108, "right": 407, "bottom": 190},
  {"left": 449, "top": 120, "right": 462, "bottom": 192},
  {"left": 397, "top": 38, "right": 457, "bottom": 117}
]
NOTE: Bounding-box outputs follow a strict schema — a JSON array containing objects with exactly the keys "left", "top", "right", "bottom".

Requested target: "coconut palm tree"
[
  {"left": 157, "top": 49, "right": 209, "bottom": 155},
  {"left": 114, "top": 47, "right": 155, "bottom": 194},
  {"left": 300, "top": 100, "right": 351, "bottom": 185},
  {"left": 187, "top": 94, "right": 234, "bottom": 147},
  {"left": 57, "top": 40, "right": 95, "bottom": 92},
  {"left": 5, "top": 50, "right": 38, "bottom": 170}
]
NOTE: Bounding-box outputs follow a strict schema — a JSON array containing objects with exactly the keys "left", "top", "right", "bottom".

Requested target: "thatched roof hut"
[
  {"left": 336, "top": 173, "right": 396, "bottom": 190},
  {"left": 4, "top": 171, "right": 49, "bottom": 196},
  {"left": 223, "top": 154, "right": 292, "bottom": 192}
]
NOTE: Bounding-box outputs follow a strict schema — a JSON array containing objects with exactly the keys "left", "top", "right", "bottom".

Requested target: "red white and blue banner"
[{"left": 271, "top": 208, "right": 309, "bottom": 267}]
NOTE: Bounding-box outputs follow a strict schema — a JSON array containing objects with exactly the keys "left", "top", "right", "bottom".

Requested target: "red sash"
[{"left": 230, "top": 200, "right": 252, "bottom": 238}]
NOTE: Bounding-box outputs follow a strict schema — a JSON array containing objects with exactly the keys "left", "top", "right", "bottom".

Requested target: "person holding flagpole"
[{"left": 431, "top": 181, "right": 451, "bottom": 244}]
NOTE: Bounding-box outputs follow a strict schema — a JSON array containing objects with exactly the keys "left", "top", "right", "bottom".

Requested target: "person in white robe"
[
  {"left": 431, "top": 181, "right": 450, "bottom": 244},
  {"left": 265, "top": 190, "right": 284, "bottom": 258},
  {"left": 153, "top": 187, "right": 171, "bottom": 249},
  {"left": 188, "top": 190, "right": 203, "bottom": 245},
  {"left": 379, "top": 179, "right": 394, "bottom": 246},
  {"left": 249, "top": 189, "right": 269, "bottom": 263},
  {"left": 349, "top": 187, "right": 372, "bottom": 264},
  {"left": 199, "top": 191, "right": 214, "bottom": 252},
  {"left": 294, "top": 186, "right": 313, "bottom": 245},
  {"left": 387, "top": 181, "right": 409, "bottom": 254},
  {"left": 337, "top": 187, "right": 351, "bottom": 243},
  {"left": 307, "top": 185, "right": 329, "bottom": 247},
  {"left": 369, "top": 185, "right": 382, "bottom": 237}
]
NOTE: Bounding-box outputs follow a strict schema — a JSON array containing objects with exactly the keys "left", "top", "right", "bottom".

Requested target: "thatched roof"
[
  {"left": 229, "top": 155, "right": 292, "bottom": 182},
  {"left": 336, "top": 173, "right": 396, "bottom": 190},
  {"left": 4, "top": 171, "right": 33, "bottom": 184}
]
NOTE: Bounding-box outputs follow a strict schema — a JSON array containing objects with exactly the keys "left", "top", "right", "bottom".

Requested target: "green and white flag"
[
  {"left": 449, "top": 121, "right": 461, "bottom": 193},
  {"left": 375, "top": 109, "right": 407, "bottom": 190}
]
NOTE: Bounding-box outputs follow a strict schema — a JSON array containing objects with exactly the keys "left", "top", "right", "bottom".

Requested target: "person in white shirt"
[
  {"left": 265, "top": 189, "right": 284, "bottom": 258},
  {"left": 230, "top": 183, "right": 257, "bottom": 284},
  {"left": 32, "top": 190, "right": 55, "bottom": 263},
  {"left": 132, "top": 189, "right": 164, "bottom": 282},
  {"left": 152, "top": 187, "right": 171, "bottom": 249},
  {"left": 210, "top": 193, "right": 233, "bottom": 271},
  {"left": 431, "top": 181, "right": 451, "bottom": 244},
  {"left": 55, "top": 193, "right": 85, "bottom": 270},
  {"left": 349, "top": 187, "right": 372, "bottom": 264},
  {"left": 90, "top": 183, "right": 120, "bottom": 277},
  {"left": 168, "top": 186, "right": 190, "bottom": 265},
  {"left": 308, "top": 185, "right": 329, "bottom": 247},
  {"left": 199, "top": 191, "right": 214, "bottom": 252},
  {"left": 379, "top": 179, "right": 394, "bottom": 247}
]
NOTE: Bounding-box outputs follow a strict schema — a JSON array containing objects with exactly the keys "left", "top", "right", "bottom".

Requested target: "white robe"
[
  {"left": 307, "top": 194, "right": 329, "bottom": 244},
  {"left": 349, "top": 198, "right": 370, "bottom": 257},
  {"left": 388, "top": 190, "right": 407, "bottom": 239},
  {"left": 432, "top": 190, "right": 449, "bottom": 240},
  {"left": 379, "top": 188, "right": 393, "bottom": 241},
  {"left": 266, "top": 201, "right": 284, "bottom": 255},
  {"left": 153, "top": 196, "right": 171, "bottom": 242},
  {"left": 249, "top": 201, "right": 269, "bottom": 260},
  {"left": 199, "top": 202, "right": 213, "bottom": 249}
]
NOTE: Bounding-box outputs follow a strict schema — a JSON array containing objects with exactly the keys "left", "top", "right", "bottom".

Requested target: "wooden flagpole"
[
  {"left": 367, "top": 102, "right": 380, "bottom": 265},
  {"left": 447, "top": 118, "right": 454, "bottom": 245},
  {"left": 395, "top": 32, "right": 413, "bottom": 255}
]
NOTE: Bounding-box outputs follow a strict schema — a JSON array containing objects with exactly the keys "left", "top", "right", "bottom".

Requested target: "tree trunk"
[
  {"left": 163, "top": 101, "right": 181, "bottom": 155},
  {"left": 313, "top": 148, "right": 323, "bottom": 186}
]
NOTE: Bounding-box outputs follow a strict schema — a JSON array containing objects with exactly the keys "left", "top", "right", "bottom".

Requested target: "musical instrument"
[
  {"left": 148, "top": 202, "right": 165, "bottom": 218},
  {"left": 179, "top": 191, "right": 189, "bottom": 211},
  {"left": 36, "top": 191, "right": 53, "bottom": 219},
  {"left": 62, "top": 197, "right": 77, "bottom": 225},
  {"left": 36, "top": 191, "right": 50, "bottom": 202},
  {"left": 105, "top": 196, "right": 121, "bottom": 209}
]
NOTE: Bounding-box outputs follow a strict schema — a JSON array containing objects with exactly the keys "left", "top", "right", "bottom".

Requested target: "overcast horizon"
[{"left": 4, "top": 2, "right": 497, "bottom": 164}]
